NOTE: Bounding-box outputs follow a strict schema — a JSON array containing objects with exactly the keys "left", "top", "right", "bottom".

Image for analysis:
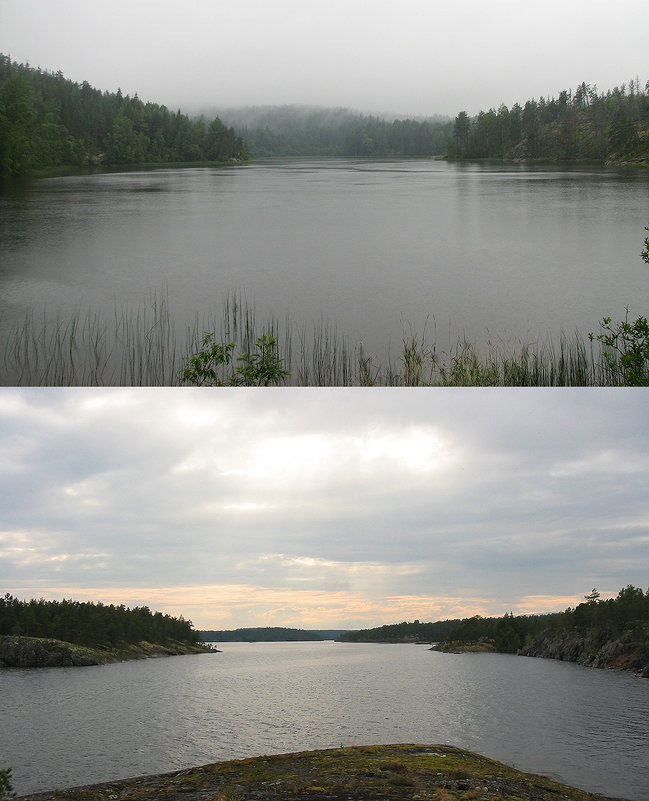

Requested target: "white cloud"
[
  {"left": 549, "top": 449, "right": 649, "bottom": 478},
  {"left": 354, "top": 426, "right": 454, "bottom": 472}
]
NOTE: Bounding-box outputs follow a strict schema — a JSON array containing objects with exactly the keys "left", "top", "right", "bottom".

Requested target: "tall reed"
[{"left": 0, "top": 291, "right": 628, "bottom": 387}]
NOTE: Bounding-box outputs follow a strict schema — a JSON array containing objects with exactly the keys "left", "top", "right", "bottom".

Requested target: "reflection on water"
[
  {"left": 2, "top": 642, "right": 648, "bottom": 798},
  {"left": 1, "top": 161, "right": 648, "bottom": 373}
]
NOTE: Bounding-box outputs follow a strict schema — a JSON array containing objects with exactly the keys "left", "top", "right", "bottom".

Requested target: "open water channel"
[
  {"left": 1, "top": 160, "right": 648, "bottom": 382},
  {"left": 2, "top": 642, "right": 648, "bottom": 799}
]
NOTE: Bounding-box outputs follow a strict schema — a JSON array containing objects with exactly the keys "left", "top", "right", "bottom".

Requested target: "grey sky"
[
  {"left": 1, "top": 0, "right": 648, "bottom": 117},
  {"left": 1, "top": 388, "right": 647, "bottom": 630}
]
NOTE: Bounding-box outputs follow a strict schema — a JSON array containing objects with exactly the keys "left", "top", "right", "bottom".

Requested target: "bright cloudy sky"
[
  {"left": 1, "top": 0, "right": 648, "bottom": 117},
  {"left": 1, "top": 388, "right": 647, "bottom": 631}
]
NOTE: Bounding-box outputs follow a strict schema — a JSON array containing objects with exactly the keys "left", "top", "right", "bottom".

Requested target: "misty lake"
[
  {"left": 1, "top": 159, "right": 648, "bottom": 383},
  {"left": 2, "top": 642, "right": 648, "bottom": 799}
]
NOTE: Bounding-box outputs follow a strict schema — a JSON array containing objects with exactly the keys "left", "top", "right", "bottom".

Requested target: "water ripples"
[{"left": 2, "top": 642, "right": 647, "bottom": 799}]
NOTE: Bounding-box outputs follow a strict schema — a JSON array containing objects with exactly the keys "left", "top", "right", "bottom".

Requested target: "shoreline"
[{"left": 0, "top": 635, "right": 215, "bottom": 669}]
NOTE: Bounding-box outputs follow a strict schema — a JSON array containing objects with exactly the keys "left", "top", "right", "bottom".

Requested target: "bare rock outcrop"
[
  {"left": 519, "top": 624, "right": 649, "bottom": 676},
  {"left": 0, "top": 635, "right": 214, "bottom": 668},
  {"left": 0, "top": 635, "right": 100, "bottom": 667}
]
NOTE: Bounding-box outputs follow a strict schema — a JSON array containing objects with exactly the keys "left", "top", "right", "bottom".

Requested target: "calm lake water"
[
  {"left": 2, "top": 642, "right": 648, "bottom": 799},
  {"left": 1, "top": 160, "right": 648, "bottom": 382}
]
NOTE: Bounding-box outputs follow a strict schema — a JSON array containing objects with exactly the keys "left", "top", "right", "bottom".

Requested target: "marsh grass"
[{"left": 0, "top": 291, "right": 628, "bottom": 386}]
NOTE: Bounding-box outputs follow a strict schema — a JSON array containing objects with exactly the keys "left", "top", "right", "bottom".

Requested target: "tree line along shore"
[
  {"left": 1, "top": 53, "right": 647, "bottom": 175},
  {"left": 4, "top": 586, "right": 646, "bottom": 675},
  {"left": 0, "top": 594, "right": 213, "bottom": 667},
  {"left": 340, "top": 585, "right": 649, "bottom": 677}
]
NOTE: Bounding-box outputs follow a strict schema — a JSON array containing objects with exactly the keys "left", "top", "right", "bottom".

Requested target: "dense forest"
[
  {"left": 448, "top": 79, "right": 649, "bottom": 163},
  {"left": 211, "top": 105, "right": 452, "bottom": 158},
  {"left": 0, "top": 54, "right": 248, "bottom": 174},
  {"left": 0, "top": 593, "right": 202, "bottom": 647},
  {"left": 340, "top": 586, "right": 649, "bottom": 655}
]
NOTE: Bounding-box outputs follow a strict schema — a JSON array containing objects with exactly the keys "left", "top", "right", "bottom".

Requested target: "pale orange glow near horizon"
[{"left": 5, "top": 583, "right": 590, "bottom": 630}]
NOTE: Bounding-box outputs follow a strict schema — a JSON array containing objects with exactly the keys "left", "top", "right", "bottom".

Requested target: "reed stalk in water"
[{"left": 0, "top": 290, "right": 635, "bottom": 387}]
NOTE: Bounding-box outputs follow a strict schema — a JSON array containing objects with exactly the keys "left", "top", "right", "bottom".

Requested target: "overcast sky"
[
  {"left": 1, "top": 0, "right": 648, "bottom": 117},
  {"left": 1, "top": 388, "right": 647, "bottom": 631}
]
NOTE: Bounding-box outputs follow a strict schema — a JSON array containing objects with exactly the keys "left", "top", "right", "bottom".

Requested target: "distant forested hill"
[
  {"left": 0, "top": 54, "right": 248, "bottom": 175},
  {"left": 208, "top": 105, "right": 453, "bottom": 159},
  {"left": 200, "top": 627, "right": 331, "bottom": 642},
  {"left": 448, "top": 80, "right": 649, "bottom": 164},
  {"left": 339, "top": 619, "right": 462, "bottom": 644}
]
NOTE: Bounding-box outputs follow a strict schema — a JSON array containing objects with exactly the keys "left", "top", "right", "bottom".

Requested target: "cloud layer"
[
  {"left": 1, "top": 0, "right": 647, "bottom": 116},
  {"left": 1, "top": 388, "right": 647, "bottom": 628}
]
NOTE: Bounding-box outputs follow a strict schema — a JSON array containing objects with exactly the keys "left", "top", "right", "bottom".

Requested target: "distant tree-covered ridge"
[
  {"left": 200, "top": 626, "right": 327, "bottom": 642},
  {"left": 210, "top": 105, "right": 453, "bottom": 159},
  {"left": 448, "top": 79, "right": 649, "bottom": 164},
  {"left": 339, "top": 619, "right": 461, "bottom": 644},
  {"left": 0, "top": 54, "right": 248, "bottom": 174},
  {"left": 0, "top": 593, "right": 202, "bottom": 648}
]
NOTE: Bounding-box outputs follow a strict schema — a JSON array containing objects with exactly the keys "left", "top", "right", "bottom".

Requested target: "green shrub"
[
  {"left": 180, "top": 333, "right": 289, "bottom": 386},
  {"left": 0, "top": 768, "right": 15, "bottom": 801},
  {"left": 589, "top": 226, "right": 649, "bottom": 386}
]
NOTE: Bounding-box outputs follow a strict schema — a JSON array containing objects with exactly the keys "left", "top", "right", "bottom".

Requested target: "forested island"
[
  {"left": 0, "top": 594, "right": 211, "bottom": 667},
  {"left": 0, "top": 54, "right": 247, "bottom": 174},
  {"left": 341, "top": 586, "right": 649, "bottom": 677},
  {"left": 200, "top": 626, "right": 347, "bottom": 642}
]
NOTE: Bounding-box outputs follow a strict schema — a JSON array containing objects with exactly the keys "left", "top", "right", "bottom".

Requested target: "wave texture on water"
[{"left": 2, "top": 642, "right": 648, "bottom": 799}]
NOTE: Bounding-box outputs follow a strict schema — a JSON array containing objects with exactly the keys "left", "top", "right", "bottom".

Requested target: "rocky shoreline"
[
  {"left": 429, "top": 626, "right": 649, "bottom": 678},
  {"left": 0, "top": 635, "right": 215, "bottom": 668},
  {"left": 519, "top": 626, "right": 649, "bottom": 677},
  {"left": 14, "top": 744, "right": 627, "bottom": 801},
  {"left": 430, "top": 641, "right": 496, "bottom": 654}
]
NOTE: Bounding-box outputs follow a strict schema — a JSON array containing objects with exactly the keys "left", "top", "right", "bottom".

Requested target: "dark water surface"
[
  {"left": 1, "top": 161, "right": 648, "bottom": 375},
  {"left": 2, "top": 642, "right": 647, "bottom": 798}
]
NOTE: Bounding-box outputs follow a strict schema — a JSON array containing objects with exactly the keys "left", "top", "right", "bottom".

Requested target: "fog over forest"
[{"left": 1, "top": 0, "right": 647, "bottom": 117}]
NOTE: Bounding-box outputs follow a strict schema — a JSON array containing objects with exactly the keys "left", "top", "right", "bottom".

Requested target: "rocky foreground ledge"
[
  {"left": 0, "top": 635, "right": 214, "bottom": 668},
  {"left": 16, "top": 744, "right": 626, "bottom": 801}
]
